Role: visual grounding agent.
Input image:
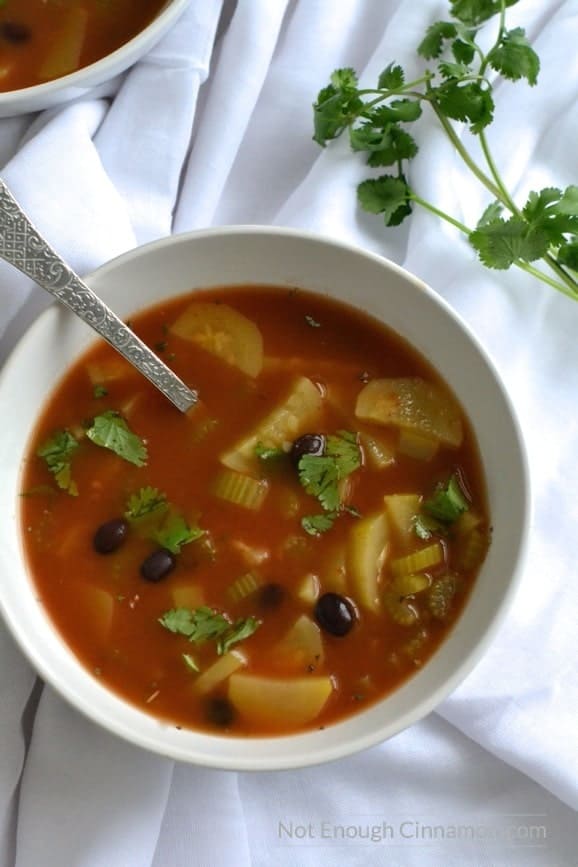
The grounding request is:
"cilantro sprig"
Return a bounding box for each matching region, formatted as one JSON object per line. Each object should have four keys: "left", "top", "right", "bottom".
{"left": 36, "top": 429, "right": 79, "bottom": 496}
{"left": 414, "top": 473, "right": 469, "bottom": 539}
{"left": 313, "top": 0, "right": 578, "bottom": 302}
{"left": 125, "top": 487, "right": 204, "bottom": 554}
{"left": 159, "top": 606, "right": 260, "bottom": 655}
{"left": 299, "top": 431, "right": 361, "bottom": 535}
{"left": 86, "top": 411, "right": 147, "bottom": 467}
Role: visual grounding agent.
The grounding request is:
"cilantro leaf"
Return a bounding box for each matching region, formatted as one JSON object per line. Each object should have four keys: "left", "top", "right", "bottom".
{"left": 217, "top": 617, "right": 261, "bottom": 655}
{"left": 298, "top": 455, "right": 340, "bottom": 512}
{"left": 451, "top": 27, "right": 477, "bottom": 64}
{"left": 556, "top": 185, "right": 578, "bottom": 216}
{"left": 433, "top": 80, "right": 494, "bottom": 133}
{"left": 418, "top": 21, "right": 457, "bottom": 59}
{"left": 423, "top": 474, "right": 469, "bottom": 523}
{"left": 153, "top": 511, "right": 204, "bottom": 554}
{"left": 357, "top": 175, "right": 412, "bottom": 227}
{"left": 159, "top": 606, "right": 260, "bottom": 655}
{"left": 450, "top": 0, "right": 518, "bottom": 27}
{"left": 469, "top": 215, "right": 547, "bottom": 268}
{"left": 313, "top": 69, "right": 363, "bottom": 146}
{"left": 36, "top": 429, "right": 79, "bottom": 496}
{"left": 377, "top": 63, "right": 405, "bottom": 90}
{"left": 557, "top": 242, "right": 578, "bottom": 271}
{"left": 330, "top": 67, "right": 358, "bottom": 89}
{"left": 477, "top": 201, "right": 504, "bottom": 227}
{"left": 487, "top": 27, "right": 540, "bottom": 86}
{"left": 301, "top": 512, "right": 337, "bottom": 536}
{"left": 326, "top": 430, "right": 362, "bottom": 477}
{"left": 125, "top": 486, "right": 167, "bottom": 520}
{"left": 86, "top": 411, "right": 147, "bottom": 467}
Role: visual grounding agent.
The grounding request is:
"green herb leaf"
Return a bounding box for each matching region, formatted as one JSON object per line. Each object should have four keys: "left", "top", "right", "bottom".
{"left": 433, "top": 80, "right": 494, "bottom": 133}
{"left": 86, "top": 411, "right": 147, "bottom": 467}
{"left": 125, "top": 486, "right": 167, "bottom": 520}
{"left": 301, "top": 512, "right": 337, "bottom": 536}
{"left": 159, "top": 606, "right": 260, "bottom": 655}
{"left": 36, "top": 430, "right": 79, "bottom": 496}
{"left": 357, "top": 175, "right": 412, "bottom": 226}
{"left": 93, "top": 384, "right": 108, "bottom": 399}
{"left": 487, "top": 27, "right": 540, "bottom": 86}
{"left": 153, "top": 511, "right": 204, "bottom": 554}
{"left": 312, "top": 69, "right": 363, "bottom": 146}
{"left": 418, "top": 21, "right": 457, "bottom": 59}
{"left": 377, "top": 62, "right": 405, "bottom": 90}
{"left": 326, "top": 430, "right": 362, "bottom": 477}
{"left": 557, "top": 241, "right": 578, "bottom": 271}
{"left": 298, "top": 431, "right": 361, "bottom": 514}
{"left": 450, "top": 0, "right": 518, "bottom": 27}
{"left": 469, "top": 215, "right": 545, "bottom": 269}
{"left": 423, "top": 474, "right": 469, "bottom": 523}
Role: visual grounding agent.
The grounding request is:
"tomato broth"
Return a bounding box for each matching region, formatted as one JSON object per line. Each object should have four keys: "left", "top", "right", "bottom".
{"left": 0, "top": 0, "right": 166, "bottom": 92}
{"left": 20, "top": 286, "right": 490, "bottom": 736}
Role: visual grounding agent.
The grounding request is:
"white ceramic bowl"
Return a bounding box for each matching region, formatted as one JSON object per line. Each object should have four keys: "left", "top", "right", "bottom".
{"left": 0, "top": 228, "right": 529, "bottom": 769}
{"left": 0, "top": 0, "right": 189, "bottom": 117}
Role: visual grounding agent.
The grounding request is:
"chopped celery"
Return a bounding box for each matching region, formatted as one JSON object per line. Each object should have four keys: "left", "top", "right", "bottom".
{"left": 220, "top": 377, "right": 323, "bottom": 475}
{"left": 390, "top": 542, "right": 443, "bottom": 577}
{"left": 227, "top": 571, "right": 262, "bottom": 604}
{"left": 170, "top": 302, "right": 263, "bottom": 377}
{"left": 455, "top": 527, "right": 489, "bottom": 571}
{"left": 273, "top": 615, "right": 324, "bottom": 671}
{"left": 383, "top": 494, "right": 421, "bottom": 547}
{"left": 228, "top": 673, "right": 333, "bottom": 728}
{"left": 428, "top": 574, "right": 457, "bottom": 619}
{"left": 213, "top": 469, "right": 268, "bottom": 510}
{"left": 398, "top": 429, "right": 439, "bottom": 461}
{"left": 393, "top": 573, "right": 430, "bottom": 596}
{"left": 383, "top": 591, "right": 419, "bottom": 627}
{"left": 194, "top": 650, "right": 247, "bottom": 695}
{"left": 355, "top": 377, "right": 463, "bottom": 447}
{"left": 346, "top": 512, "right": 389, "bottom": 612}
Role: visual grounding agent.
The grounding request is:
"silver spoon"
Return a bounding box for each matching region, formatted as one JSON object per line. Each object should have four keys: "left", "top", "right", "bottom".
{"left": 0, "top": 179, "right": 198, "bottom": 413}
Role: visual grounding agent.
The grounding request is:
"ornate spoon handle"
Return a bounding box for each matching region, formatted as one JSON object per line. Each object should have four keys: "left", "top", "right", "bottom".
{"left": 0, "top": 180, "right": 198, "bottom": 413}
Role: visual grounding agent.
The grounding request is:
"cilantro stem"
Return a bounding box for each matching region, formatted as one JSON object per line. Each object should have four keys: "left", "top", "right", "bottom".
{"left": 410, "top": 193, "right": 472, "bottom": 235}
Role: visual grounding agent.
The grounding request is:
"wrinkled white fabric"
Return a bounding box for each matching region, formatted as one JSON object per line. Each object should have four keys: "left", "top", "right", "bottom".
{"left": 0, "top": 1, "right": 576, "bottom": 865}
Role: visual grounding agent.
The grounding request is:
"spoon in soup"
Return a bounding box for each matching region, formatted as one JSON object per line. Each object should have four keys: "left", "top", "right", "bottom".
{"left": 0, "top": 179, "right": 198, "bottom": 413}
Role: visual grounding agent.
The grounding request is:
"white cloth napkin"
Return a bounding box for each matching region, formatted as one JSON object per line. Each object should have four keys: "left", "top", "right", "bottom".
{"left": 0, "top": 1, "right": 576, "bottom": 865}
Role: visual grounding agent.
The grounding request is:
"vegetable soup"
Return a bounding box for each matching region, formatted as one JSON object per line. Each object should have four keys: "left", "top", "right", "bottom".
{"left": 0, "top": 0, "right": 167, "bottom": 91}
{"left": 21, "top": 286, "right": 490, "bottom": 736}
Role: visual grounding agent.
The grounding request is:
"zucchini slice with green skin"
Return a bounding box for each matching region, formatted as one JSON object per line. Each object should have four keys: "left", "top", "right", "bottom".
{"left": 170, "top": 301, "right": 264, "bottom": 377}
{"left": 355, "top": 377, "right": 463, "bottom": 447}
{"left": 346, "top": 512, "right": 389, "bottom": 612}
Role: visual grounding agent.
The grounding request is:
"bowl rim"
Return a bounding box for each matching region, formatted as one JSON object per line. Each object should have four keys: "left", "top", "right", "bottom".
{"left": 0, "top": 225, "right": 531, "bottom": 770}
{"left": 0, "top": 0, "right": 189, "bottom": 106}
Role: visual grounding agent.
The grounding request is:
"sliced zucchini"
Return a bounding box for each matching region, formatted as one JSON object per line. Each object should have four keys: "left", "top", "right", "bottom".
{"left": 398, "top": 429, "right": 439, "bottom": 461}
{"left": 213, "top": 469, "right": 268, "bottom": 510}
{"left": 355, "top": 377, "right": 463, "bottom": 447}
{"left": 272, "top": 615, "right": 324, "bottom": 672}
{"left": 346, "top": 512, "right": 389, "bottom": 612}
{"left": 194, "top": 650, "right": 247, "bottom": 695}
{"left": 228, "top": 673, "right": 333, "bottom": 728}
{"left": 359, "top": 430, "right": 396, "bottom": 470}
{"left": 170, "top": 301, "right": 263, "bottom": 377}
{"left": 220, "top": 377, "right": 323, "bottom": 475}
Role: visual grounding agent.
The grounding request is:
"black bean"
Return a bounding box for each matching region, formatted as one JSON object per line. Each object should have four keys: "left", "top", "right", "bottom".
{"left": 314, "top": 592, "right": 356, "bottom": 637}
{"left": 1, "top": 22, "right": 32, "bottom": 44}
{"left": 140, "top": 548, "right": 176, "bottom": 583}
{"left": 258, "top": 582, "right": 285, "bottom": 609}
{"left": 290, "top": 433, "right": 325, "bottom": 468}
{"left": 93, "top": 518, "right": 129, "bottom": 555}
{"left": 206, "top": 697, "right": 234, "bottom": 727}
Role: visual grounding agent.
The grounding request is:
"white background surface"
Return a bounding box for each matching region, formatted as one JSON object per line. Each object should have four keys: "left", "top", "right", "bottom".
{"left": 0, "top": 2, "right": 576, "bottom": 865}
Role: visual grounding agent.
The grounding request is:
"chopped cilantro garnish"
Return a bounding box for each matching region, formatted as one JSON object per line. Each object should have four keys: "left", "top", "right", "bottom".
{"left": 153, "top": 512, "right": 204, "bottom": 554}
{"left": 159, "top": 606, "right": 260, "bottom": 655}
{"left": 301, "top": 512, "right": 337, "bottom": 536}
{"left": 93, "top": 384, "right": 108, "bottom": 399}
{"left": 86, "top": 411, "right": 147, "bottom": 467}
{"left": 298, "top": 430, "right": 361, "bottom": 514}
{"left": 254, "top": 442, "right": 286, "bottom": 461}
{"left": 36, "top": 429, "right": 79, "bottom": 496}
{"left": 423, "top": 473, "right": 469, "bottom": 523}
{"left": 125, "top": 486, "right": 167, "bottom": 521}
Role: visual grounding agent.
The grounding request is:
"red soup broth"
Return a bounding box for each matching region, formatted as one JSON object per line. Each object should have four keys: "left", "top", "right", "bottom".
{"left": 20, "top": 286, "right": 490, "bottom": 737}
{"left": 0, "top": 0, "right": 166, "bottom": 92}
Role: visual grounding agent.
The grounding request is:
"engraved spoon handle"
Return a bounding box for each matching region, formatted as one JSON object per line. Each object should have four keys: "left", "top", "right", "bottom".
{"left": 0, "top": 180, "right": 198, "bottom": 413}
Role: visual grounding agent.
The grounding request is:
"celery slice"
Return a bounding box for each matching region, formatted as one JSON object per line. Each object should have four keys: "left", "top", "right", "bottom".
{"left": 213, "top": 469, "right": 268, "bottom": 510}
{"left": 393, "top": 573, "right": 430, "bottom": 596}
{"left": 227, "top": 571, "right": 262, "bottom": 604}
{"left": 383, "top": 591, "right": 419, "bottom": 626}
{"left": 390, "top": 542, "right": 443, "bottom": 577}
{"left": 194, "top": 650, "right": 247, "bottom": 695}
